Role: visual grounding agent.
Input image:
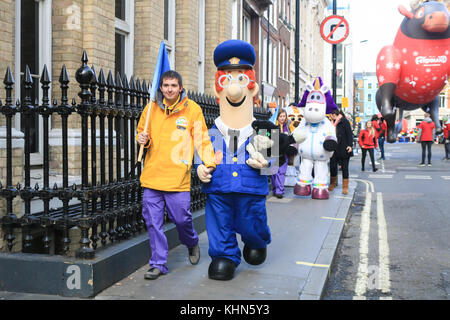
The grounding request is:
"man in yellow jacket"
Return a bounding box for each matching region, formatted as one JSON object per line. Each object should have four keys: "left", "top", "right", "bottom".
{"left": 136, "top": 70, "right": 216, "bottom": 280}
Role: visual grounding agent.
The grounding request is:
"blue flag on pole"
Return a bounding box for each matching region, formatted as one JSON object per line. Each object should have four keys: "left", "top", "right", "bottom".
{"left": 269, "top": 104, "right": 280, "bottom": 124}
{"left": 150, "top": 41, "right": 171, "bottom": 101}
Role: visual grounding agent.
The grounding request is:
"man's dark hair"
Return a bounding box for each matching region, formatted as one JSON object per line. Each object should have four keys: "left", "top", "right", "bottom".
{"left": 160, "top": 70, "right": 183, "bottom": 87}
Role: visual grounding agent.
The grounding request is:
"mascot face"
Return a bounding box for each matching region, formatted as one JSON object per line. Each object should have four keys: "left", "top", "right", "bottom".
{"left": 304, "top": 84, "right": 328, "bottom": 124}
{"left": 213, "top": 40, "right": 259, "bottom": 129}
{"left": 214, "top": 68, "right": 259, "bottom": 128}
{"left": 287, "top": 107, "right": 303, "bottom": 128}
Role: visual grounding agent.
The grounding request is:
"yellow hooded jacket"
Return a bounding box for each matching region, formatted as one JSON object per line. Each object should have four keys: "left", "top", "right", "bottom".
{"left": 136, "top": 90, "right": 216, "bottom": 192}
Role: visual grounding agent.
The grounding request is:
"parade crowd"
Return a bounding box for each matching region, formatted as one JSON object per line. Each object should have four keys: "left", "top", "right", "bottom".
{"left": 135, "top": 39, "right": 450, "bottom": 282}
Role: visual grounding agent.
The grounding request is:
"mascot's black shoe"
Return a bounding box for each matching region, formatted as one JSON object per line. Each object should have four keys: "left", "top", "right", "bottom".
{"left": 208, "top": 257, "right": 236, "bottom": 281}
{"left": 243, "top": 245, "right": 267, "bottom": 265}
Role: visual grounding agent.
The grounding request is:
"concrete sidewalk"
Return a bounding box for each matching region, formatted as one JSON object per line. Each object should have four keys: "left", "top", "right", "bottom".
{"left": 93, "top": 181, "right": 356, "bottom": 300}
{"left": 0, "top": 181, "right": 355, "bottom": 300}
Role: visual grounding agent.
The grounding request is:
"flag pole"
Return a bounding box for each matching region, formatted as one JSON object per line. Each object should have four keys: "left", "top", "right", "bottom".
{"left": 137, "top": 41, "right": 170, "bottom": 163}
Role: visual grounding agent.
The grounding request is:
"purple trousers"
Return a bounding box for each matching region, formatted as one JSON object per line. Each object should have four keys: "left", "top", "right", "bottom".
{"left": 142, "top": 188, "right": 199, "bottom": 274}
{"left": 270, "top": 156, "right": 288, "bottom": 195}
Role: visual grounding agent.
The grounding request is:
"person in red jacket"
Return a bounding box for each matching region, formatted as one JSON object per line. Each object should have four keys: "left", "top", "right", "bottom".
{"left": 443, "top": 118, "right": 450, "bottom": 161}
{"left": 418, "top": 112, "right": 436, "bottom": 166}
{"left": 359, "top": 120, "right": 378, "bottom": 172}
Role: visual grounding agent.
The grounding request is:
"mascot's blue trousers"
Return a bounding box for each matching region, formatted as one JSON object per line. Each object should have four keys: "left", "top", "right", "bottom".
{"left": 205, "top": 193, "right": 271, "bottom": 267}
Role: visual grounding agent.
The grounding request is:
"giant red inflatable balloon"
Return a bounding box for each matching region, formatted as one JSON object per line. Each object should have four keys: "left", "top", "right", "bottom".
{"left": 376, "top": 1, "right": 449, "bottom": 143}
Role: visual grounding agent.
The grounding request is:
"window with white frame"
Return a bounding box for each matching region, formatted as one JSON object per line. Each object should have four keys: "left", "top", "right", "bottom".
{"left": 164, "top": 0, "right": 176, "bottom": 67}
{"left": 115, "top": 0, "right": 134, "bottom": 78}
{"left": 231, "top": 0, "right": 238, "bottom": 39}
{"left": 262, "top": 36, "right": 267, "bottom": 82}
{"left": 439, "top": 92, "right": 446, "bottom": 108}
{"left": 15, "top": 0, "right": 52, "bottom": 157}
{"left": 281, "top": 44, "right": 285, "bottom": 79}
{"left": 243, "top": 14, "right": 251, "bottom": 43}
{"left": 198, "top": 0, "right": 205, "bottom": 92}
{"left": 272, "top": 42, "right": 277, "bottom": 87}
{"left": 286, "top": 46, "right": 289, "bottom": 81}
{"left": 269, "top": 41, "right": 273, "bottom": 84}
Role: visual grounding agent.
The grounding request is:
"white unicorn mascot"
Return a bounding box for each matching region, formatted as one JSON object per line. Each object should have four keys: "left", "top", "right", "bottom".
{"left": 293, "top": 77, "right": 338, "bottom": 200}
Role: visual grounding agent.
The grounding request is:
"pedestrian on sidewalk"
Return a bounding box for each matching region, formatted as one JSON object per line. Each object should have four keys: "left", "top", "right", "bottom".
{"left": 270, "top": 108, "right": 290, "bottom": 198}
{"left": 136, "top": 70, "right": 216, "bottom": 280}
{"left": 377, "top": 117, "right": 387, "bottom": 160}
{"left": 371, "top": 115, "right": 382, "bottom": 163}
{"left": 442, "top": 117, "right": 450, "bottom": 160}
{"left": 417, "top": 112, "right": 436, "bottom": 166}
{"left": 329, "top": 109, "right": 353, "bottom": 195}
{"left": 359, "top": 120, "right": 378, "bottom": 172}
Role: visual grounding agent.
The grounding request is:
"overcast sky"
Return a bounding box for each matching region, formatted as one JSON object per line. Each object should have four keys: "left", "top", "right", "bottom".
{"left": 346, "top": 0, "right": 412, "bottom": 72}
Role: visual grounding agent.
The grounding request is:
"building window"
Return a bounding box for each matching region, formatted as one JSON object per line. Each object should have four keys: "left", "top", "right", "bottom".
{"left": 20, "top": 0, "right": 40, "bottom": 154}
{"left": 272, "top": 42, "right": 277, "bottom": 87}
{"left": 243, "top": 14, "right": 251, "bottom": 43}
{"left": 439, "top": 92, "right": 446, "bottom": 108}
{"left": 231, "top": 0, "right": 238, "bottom": 39}
{"left": 368, "top": 93, "right": 372, "bottom": 102}
{"left": 198, "top": 0, "right": 205, "bottom": 92}
{"left": 286, "top": 47, "right": 289, "bottom": 81}
{"left": 16, "top": 0, "right": 52, "bottom": 157}
{"left": 262, "top": 36, "right": 267, "bottom": 82}
{"left": 368, "top": 83, "right": 372, "bottom": 89}
{"left": 336, "top": 44, "right": 343, "bottom": 64}
{"left": 164, "top": 0, "right": 176, "bottom": 66}
{"left": 115, "top": 0, "right": 134, "bottom": 78}
{"left": 115, "top": 0, "right": 125, "bottom": 20}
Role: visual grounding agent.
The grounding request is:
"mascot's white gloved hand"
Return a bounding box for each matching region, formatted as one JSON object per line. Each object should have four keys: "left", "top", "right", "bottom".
{"left": 246, "top": 143, "right": 269, "bottom": 169}
{"left": 197, "top": 164, "right": 214, "bottom": 183}
{"left": 253, "top": 134, "right": 274, "bottom": 152}
{"left": 292, "top": 126, "right": 307, "bottom": 144}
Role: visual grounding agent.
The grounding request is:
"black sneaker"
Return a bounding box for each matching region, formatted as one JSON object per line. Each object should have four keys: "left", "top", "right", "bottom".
{"left": 427, "top": 163, "right": 432, "bottom": 167}
{"left": 144, "top": 267, "right": 162, "bottom": 280}
{"left": 188, "top": 244, "right": 200, "bottom": 265}
{"left": 373, "top": 168, "right": 378, "bottom": 172}
{"left": 419, "top": 163, "right": 425, "bottom": 167}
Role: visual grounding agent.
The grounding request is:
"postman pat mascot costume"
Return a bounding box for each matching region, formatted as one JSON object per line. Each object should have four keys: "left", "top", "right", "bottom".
{"left": 196, "top": 40, "right": 303, "bottom": 280}
{"left": 294, "top": 77, "right": 338, "bottom": 200}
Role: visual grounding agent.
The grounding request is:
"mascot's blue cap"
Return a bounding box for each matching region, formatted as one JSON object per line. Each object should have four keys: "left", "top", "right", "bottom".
{"left": 214, "top": 40, "right": 256, "bottom": 70}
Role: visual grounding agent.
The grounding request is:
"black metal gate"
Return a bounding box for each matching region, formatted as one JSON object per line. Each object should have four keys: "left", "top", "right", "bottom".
{"left": 0, "top": 51, "right": 270, "bottom": 259}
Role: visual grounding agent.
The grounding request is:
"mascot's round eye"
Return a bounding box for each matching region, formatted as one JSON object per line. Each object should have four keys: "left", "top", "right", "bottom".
{"left": 266, "top": 132, "right": 271, "bottom": 137}
{"left": 415, "top": 7, "right": 424, "bottom": 19}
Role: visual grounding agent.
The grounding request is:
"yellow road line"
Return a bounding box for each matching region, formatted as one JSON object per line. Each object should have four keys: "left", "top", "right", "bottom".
{"left": 296, "top": 261, "right": 329, "bottom": 268}
{"left": 321, "top": 216, "right": 345, "bottom": 221}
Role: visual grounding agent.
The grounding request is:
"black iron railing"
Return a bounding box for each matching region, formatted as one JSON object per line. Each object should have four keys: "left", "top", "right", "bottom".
{"left": 0, "top": 51, "right": 271, "bottom": 258}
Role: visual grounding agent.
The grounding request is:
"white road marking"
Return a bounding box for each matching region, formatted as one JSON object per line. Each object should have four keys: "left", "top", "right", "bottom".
{"left": 368, "top": 174, "right": 393, "bottom": 179}
{"left": 377, "top": 192, "right": 391, "bottom": 296}
{"left": 353, "top": 180, "right": 372, "bottom": 300}
{"left": 441, "top": 176, "right": 450, "bottom": 180}
{"left": 404, "top": 175, "right": 432, "bottom": 180}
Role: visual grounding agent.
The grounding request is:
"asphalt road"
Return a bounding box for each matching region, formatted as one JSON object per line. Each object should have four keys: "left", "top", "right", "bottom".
{"left": 323, "top": 142, "right": 450, "bottom": 300}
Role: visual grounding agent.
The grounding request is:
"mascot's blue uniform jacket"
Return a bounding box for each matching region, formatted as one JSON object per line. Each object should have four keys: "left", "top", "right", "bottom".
{"left": 200, "top": 125, "right": 272, "bottom": 267}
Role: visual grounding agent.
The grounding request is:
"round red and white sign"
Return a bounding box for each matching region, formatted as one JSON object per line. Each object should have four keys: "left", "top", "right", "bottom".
{"left": 320, "top": 15, "right": 350, "bottom": 45}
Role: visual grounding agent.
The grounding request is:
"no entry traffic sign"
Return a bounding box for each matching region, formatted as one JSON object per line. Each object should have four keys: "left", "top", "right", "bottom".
{"left": 320, "top": 15, "right": 349, "bottom": 44}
